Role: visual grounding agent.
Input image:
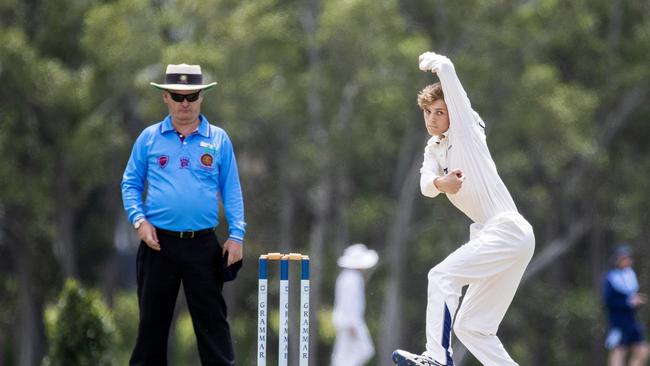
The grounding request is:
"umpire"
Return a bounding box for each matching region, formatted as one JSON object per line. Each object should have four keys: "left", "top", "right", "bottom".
{"left": 121, "top": 64, "right": 246, "bottom": 366}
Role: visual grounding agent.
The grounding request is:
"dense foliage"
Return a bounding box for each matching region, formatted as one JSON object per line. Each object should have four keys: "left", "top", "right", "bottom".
{"left": 0, "top": 0, "right": 649, "bottom": 365}
{"left": 43, "top": 280, "right": 115, "bottom": 366}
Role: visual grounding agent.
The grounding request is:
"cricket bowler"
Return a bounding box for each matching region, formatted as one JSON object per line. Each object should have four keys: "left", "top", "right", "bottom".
{"left": 392, "top": 52, "right": 535, "bottom": 366}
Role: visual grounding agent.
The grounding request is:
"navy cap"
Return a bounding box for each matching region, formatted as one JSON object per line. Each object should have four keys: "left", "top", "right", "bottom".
{"left": 223, "top": 254, "right": 243, "bottom": 282}
{"left": 611, "top": 244, "right": 633, "bottom": 266}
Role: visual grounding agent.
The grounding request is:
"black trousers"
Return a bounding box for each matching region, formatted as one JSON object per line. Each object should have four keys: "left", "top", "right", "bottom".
{"left": 129, "top": 231, "right": 235, "bottom": 366}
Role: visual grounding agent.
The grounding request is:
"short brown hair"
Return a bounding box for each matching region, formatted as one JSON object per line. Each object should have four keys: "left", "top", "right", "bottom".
{"left": 417, "top": 82, "right": 444, "bottom": 109}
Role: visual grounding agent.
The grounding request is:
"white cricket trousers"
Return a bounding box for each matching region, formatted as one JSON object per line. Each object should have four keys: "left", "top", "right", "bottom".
{"left": 424, "top": 211, "right": 534, "bottom": 366}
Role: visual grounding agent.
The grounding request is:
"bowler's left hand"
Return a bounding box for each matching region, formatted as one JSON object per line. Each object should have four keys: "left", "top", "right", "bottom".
{"left": 223, "top": 239, "right": 243, "bottom": 267}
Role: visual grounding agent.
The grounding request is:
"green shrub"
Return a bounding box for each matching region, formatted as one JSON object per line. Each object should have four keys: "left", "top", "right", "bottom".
{"left": 112, "top": 291, "right": 139, "bottom": 365}
{"left": 173, "top": 310, "right": 200, "bottom": 365}
{"left": 44, "top": 279, "right": 116, "bottom": 366}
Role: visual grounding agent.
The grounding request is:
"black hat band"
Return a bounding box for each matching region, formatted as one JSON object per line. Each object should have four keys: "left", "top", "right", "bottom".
{"left": 165, "top": 73, "right": 203, "bottom": 85}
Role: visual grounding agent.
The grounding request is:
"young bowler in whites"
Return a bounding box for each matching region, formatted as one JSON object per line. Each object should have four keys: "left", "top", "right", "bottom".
{"left": 331, "top": 244, "right": 379, "bottom": 366}
{"left": 121, "top": 64, "right": 245, "bottom": 366}
{"left": 392, "top": 52, "right": 535, "bottom": 366}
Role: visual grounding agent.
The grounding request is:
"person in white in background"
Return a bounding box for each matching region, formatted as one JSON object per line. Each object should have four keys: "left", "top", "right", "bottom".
{"left": 392, "top": 52, "right": 535, "bottom": 366}
{"left": 331, "top": 243, "right": 379, "bottom": 366}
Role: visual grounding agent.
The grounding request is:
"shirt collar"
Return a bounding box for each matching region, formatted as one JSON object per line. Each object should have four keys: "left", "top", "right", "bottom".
{"left": 160, "top": 114, "right": 210, "bottom": 137}
{"left": 196, "top": 115, "right": 210, "bottom": 137}
{"left": 431, "top": 130, "right": 449, "bottom": 145}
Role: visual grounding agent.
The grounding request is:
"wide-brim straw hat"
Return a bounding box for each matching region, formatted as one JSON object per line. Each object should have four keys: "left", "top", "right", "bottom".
{"left": 150, "top": 64, "right": 217, "bottom": 91}
{"left": 337, "top": 243, "right": 379, "bottom": 269}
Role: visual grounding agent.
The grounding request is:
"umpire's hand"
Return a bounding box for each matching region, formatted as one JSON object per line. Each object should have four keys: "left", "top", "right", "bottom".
{"left": 223, "top": 239, "right": 243, "bottom": 267}
{"left": 137, "top": 220, "right": 160, "bottom": 251}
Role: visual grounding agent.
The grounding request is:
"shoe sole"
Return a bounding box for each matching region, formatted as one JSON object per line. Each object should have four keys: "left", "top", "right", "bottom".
{"left": 392, "top": 351, "right": 443, "bottom": 366}
{"left": 392, "top": 351, "right": 417, "bottom": 366}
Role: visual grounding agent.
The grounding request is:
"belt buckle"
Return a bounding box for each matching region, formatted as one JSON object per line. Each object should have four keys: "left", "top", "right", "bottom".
{"left": 180, "top": 231, "right": 195, "bottom": 239}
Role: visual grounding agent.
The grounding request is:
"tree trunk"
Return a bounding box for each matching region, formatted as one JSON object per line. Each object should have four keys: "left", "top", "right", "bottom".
{"left": 53, "top": 150, "right": 78, "bottom": 279}
{"left": 331, "top": 81, "right": 359, "bottom": 253}
{"left": 278, "top": 161, "right": 296, "bottom": 251}
{"left": 589, "top": 217, "right": 607, "bottom": 363}
{"left": 5, "top": 212, "right": 47, "bottom": 366}
{"left": 332, "top": 165, "right": 350, "bottom": 254}
{"left": 300, "top": 0, "right": 325, "bottom": 362}
{"left": 378, "top": 159, "right": 421, "bottom": 366}
{"left": 378, "top": 123, "right": 423, "bottom": 366}
{"left": 306, "top": 178, "right": 331, "bottom": 365}
{"left": 14, "top": 248, "right": 46, "bottom": 366}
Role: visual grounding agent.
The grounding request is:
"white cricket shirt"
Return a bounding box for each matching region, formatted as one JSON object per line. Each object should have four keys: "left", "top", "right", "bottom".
{"left": 419, "top": 62, "right": 517, "bottom": 225}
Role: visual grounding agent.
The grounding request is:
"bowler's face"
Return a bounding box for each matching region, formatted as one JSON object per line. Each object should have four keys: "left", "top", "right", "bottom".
{"left": 423, "top": 99, "right": 449, "bottom": 137}
{"left": 163, "top": 89, "right": 203, "bottom": 125}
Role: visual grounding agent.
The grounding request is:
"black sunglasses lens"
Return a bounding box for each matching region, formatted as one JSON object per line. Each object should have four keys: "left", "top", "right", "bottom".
{"left": 169, "top": 91, "right": 200, "bottom": 102}
{"left": 185, "top": 92, "right": 200, "bottom": 102}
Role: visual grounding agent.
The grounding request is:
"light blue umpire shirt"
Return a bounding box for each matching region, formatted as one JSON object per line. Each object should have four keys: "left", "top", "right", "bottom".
{"left": 121, "top": 114, "right": 246, "bottom": 243}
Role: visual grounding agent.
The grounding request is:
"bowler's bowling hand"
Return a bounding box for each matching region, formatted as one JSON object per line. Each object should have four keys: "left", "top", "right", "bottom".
{"left": 418, "top": 51, "right": 437, "bottom": 71}
{"left": 418, "top": 52, "right": 453, "bottom": 73}
{"left": 223, "top": 239, "right": 243, "bottom": 267}
{"left": 434, "top": 168, "right": 465, "bottom": 194}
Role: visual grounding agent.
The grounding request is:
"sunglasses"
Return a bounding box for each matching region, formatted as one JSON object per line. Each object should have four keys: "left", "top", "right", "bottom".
{"left": 168, "top": 91, "right": 201, "bottom": 103}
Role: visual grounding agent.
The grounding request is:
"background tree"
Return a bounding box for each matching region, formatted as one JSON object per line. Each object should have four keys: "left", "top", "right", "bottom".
{"left": 43, "top": 279, "right": 116, "bottom": 366}
{"left": 0, "top": 0, "right": 649, "bottom": 365}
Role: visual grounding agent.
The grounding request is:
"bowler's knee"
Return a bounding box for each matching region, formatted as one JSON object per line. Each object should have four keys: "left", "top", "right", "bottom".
{"left": 454, "top": 311, "right": 498, "bottom": 344}
{"left": 452, "top": 318, "right": 471, "bottom": 343}
{"left": 453, "top": 317, "right": 490, "bottom": 344}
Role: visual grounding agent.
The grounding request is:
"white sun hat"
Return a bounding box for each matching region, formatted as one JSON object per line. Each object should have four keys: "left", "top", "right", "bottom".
{"left": 150, "top": 64, "right": 217, "bottom": 91}
{"left": 337, "top": 243, "right": 379, "bottom": 269}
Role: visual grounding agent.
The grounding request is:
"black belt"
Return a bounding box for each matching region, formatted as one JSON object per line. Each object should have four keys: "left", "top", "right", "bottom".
{"left": 156, "top": 227, "right": 215, "bottom": 239}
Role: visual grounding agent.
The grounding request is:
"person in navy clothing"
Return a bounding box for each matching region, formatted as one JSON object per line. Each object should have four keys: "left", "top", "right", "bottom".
{"left": 121, "top": 64, "right": 246, "bottom": 366}
{"left": 603, "top": 245, "right": 649, "bottom": 366}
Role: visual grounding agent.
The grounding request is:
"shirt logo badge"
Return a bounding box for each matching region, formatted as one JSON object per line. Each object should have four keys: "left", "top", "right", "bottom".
{"left": 159, "top": 155, "right": 169, "bottom": 168}
{"left": 179, "top": 156, "right": 190, "bottom": 169}
{"left": 200, "top": 141, "right": 218, "bottom": 153}
{"left": 200, "top": 153, "right": 214, "bottom": 167}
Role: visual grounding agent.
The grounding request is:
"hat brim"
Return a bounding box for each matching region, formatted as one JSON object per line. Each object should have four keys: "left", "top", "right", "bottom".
{"left": 150, "top": 82, "right": 217, "bottom": 91}
{"left": 337, "top": 252, "right": 378, "bottom": 269}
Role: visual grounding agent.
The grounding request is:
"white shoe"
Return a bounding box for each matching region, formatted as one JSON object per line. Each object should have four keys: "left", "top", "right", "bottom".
{"left": 392, "top": 349, "right": 444, "bottom": 366}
